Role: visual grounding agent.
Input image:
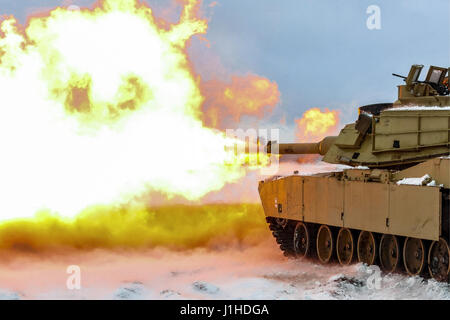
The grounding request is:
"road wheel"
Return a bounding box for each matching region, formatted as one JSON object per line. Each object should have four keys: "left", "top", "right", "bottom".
{"left": 316, "top": 225, "right": 334, "bottom": 263}
{"left": 357, "top": 231, "right": 377, "bottom": 265}
{"left": 337, "top": 228, "right": 354, "bottom": 265}
{"left": 293, "top": 222, "right": 310, "bottom": 258}
{"left": 428, "top": 238, "right": 450, "bottom": 281}
{"left": 403, "top": 237, "right": 425, "bottom": 276}
{"left": 379, "top": 234, "right": 400, "bottom": 273}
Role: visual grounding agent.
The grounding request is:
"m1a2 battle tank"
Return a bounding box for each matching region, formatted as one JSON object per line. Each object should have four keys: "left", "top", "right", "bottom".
{"left": 259, "top": 65, "right": 450, "bottom": 281}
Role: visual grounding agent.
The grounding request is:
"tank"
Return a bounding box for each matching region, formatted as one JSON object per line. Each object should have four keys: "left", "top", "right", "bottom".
{"left": 259, "top": 65, "right": 450, "bottom": 282}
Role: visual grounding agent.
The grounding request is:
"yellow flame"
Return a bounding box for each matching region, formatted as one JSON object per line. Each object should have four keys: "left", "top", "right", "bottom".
{"left": 0, "top": 204, "right": 268, "bottom": 252}
{"left": 0, "top": 0, "right": 268, "bottom": 220}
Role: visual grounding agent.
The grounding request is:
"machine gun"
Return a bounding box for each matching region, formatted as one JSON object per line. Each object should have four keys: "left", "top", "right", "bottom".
{"left": 392, "top": 73, "right": 407, "bottom": 80}
{"left": 393, "top": 65, "right": 449, "bottom": 96}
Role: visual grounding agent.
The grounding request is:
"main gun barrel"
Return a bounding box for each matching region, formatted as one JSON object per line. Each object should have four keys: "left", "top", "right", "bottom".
{"left": 267, "top": 136, "right": 337, "bottom": 156}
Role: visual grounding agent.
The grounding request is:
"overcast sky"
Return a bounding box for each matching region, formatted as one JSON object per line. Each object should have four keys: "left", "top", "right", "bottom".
{"left": 1, "top": 0, "right": 449, "bottom": 140}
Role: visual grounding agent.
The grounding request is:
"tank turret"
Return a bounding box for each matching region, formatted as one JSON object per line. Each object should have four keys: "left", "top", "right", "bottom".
{"left": 268, "top": 65, "right": 450, "bottom": 169}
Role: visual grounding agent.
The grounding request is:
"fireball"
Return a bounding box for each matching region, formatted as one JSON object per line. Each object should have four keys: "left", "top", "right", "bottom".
{"left": 0, "top": 0, "right": 268, "bottom": 220}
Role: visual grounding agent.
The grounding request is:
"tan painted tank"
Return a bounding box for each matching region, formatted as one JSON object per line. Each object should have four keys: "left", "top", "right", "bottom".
{"left": 259, "top": 65, "right": 450, "bottom": 281}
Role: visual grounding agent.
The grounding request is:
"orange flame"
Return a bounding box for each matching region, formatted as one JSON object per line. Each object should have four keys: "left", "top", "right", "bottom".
{"left": 295, "top": 108, "right": 340, "bottom": 142}
{"left": 202, "top": 74, "right": 280, "bottom": 128}
{"left": 294, "top": 108, "right": 340, "bottom": 164}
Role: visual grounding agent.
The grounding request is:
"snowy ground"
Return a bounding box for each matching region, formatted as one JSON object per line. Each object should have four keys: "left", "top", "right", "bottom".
{"left": 0, "top": 239, "right": 448, "bottom": 300}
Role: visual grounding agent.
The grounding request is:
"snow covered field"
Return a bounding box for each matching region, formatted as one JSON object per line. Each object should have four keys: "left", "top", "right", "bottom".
{"left": 0, "top": 239, "right": 448, "bottom": 300}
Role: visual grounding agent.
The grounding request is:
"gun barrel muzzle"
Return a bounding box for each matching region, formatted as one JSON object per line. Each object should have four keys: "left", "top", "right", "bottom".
{"left": 267, "top": 136, "right": 337, "bottom": 156}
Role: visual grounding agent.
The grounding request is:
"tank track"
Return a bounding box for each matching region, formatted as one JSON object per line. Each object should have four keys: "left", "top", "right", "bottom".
{"left": 267, "top": 217, "right": 296, "bottom": 257}
{"left": 265, "top": 192, "right": 450, "bottom": 283}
